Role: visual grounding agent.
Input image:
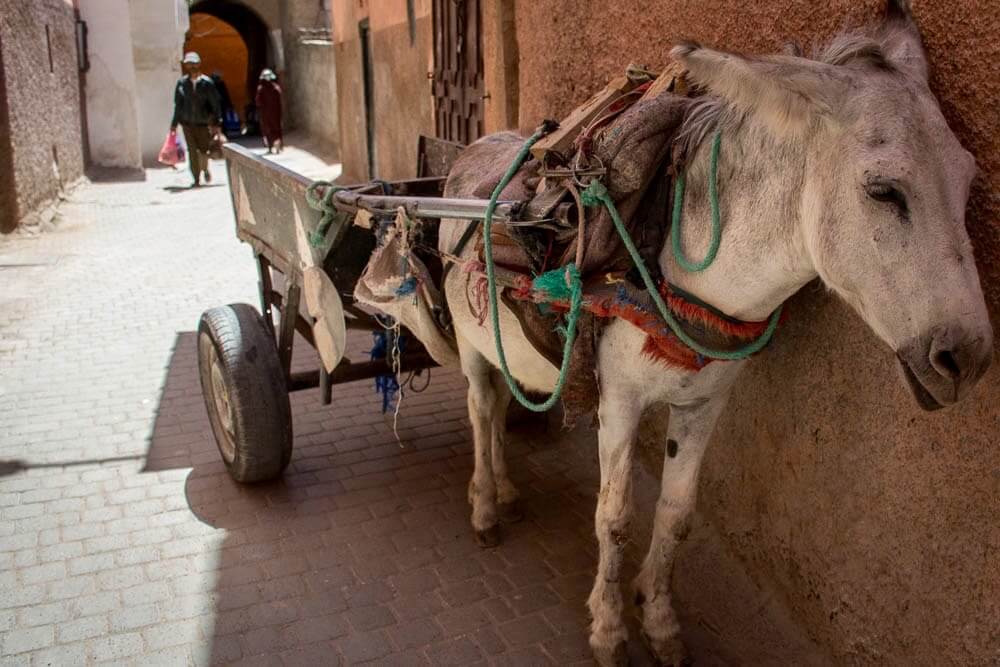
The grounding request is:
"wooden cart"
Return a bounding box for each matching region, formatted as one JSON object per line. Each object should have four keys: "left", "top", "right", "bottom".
{"left": 197, "top": 141, "right": 459, "bottom": 483}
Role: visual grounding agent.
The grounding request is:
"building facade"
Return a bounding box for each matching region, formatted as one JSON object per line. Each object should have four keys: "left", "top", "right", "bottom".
{"left": 0, "top": 0, "right": 86, "bottom": 233}
{"left": 77, "top": 0, "right": 188, "bottom": 170}
{"left": 281, "top": 0, "right": 339, "bottom": 155}
{"left": 331, "top": 0, "right": 435, "bottom": 181}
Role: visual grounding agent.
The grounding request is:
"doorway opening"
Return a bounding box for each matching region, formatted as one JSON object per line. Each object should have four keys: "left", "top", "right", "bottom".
{"left": 187, "top": 0, "right": 271, "bottom": 131}
{"left": 185, "top": 14, "right": 248, "bottom": 119}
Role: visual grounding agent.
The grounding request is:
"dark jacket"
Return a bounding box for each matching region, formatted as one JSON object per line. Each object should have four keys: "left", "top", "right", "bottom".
{"left": 171, "top": 74, "right": 222, "bottom": 127}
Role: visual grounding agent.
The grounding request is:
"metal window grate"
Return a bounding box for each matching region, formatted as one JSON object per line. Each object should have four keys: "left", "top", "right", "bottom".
{"left": 431, "top": 0, "right": 484, "bottom": 145}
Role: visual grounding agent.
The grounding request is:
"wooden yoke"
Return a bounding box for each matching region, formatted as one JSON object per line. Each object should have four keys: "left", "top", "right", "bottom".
{"left": 529, "top": 62, "right": 688, "bottom": 165}
{"left": 639, "top": 61, "right": 688, "bottom": 101}
{"left": 529, "top": 75, "right": 638, "bottom": 163}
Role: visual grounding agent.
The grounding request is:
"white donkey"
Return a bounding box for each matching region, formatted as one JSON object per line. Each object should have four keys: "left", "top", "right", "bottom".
{"left": 437, "top": 1, "right": 992, "bottom": 663}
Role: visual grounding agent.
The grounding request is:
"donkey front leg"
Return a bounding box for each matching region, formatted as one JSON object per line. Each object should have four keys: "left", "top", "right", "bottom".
{"left": 588, "top": 393, "right": 642, "bottom": 666}
{"left": 633, "top": 394, "right": 729, "bottom": 665}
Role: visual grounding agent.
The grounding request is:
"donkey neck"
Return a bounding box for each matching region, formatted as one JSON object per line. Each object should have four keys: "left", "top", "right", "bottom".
{"left": 658, "top": 121, "right": 819, "bottom": 322}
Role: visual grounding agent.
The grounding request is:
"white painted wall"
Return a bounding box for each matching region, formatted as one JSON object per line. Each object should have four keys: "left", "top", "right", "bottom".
{"left": 129, "top": 0, "right": 188, "bottom": 164}
{"left": 79, "top": 0, "right": 143, "bottom": 169}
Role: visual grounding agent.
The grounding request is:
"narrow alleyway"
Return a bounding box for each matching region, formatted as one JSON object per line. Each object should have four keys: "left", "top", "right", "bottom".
{"left": 0, "top": 149, "right": 614, "bottom": 666}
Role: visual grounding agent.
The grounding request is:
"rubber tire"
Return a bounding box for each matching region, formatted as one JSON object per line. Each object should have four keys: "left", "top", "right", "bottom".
{"left": 197, "top": 303, "right": 292, "bottom": 483}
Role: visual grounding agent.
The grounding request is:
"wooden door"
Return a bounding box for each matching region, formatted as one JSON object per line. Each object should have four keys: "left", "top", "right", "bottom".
{"left": 432, "top": 0, "right": 484, "bottom": 145}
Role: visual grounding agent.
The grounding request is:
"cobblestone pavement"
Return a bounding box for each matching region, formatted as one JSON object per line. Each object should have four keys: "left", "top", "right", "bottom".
{"left": 0, "top": 148, "right": 638, "bottom": 666}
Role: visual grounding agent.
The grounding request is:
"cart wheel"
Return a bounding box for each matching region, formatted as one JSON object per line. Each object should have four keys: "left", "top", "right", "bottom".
{"left": 197, "top": 303, "right": 292, "bottom": 483}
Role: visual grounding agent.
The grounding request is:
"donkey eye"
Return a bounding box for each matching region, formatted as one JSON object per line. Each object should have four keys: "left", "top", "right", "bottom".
{"left": 865, "top": 182, "right": 909, "bottom": 215}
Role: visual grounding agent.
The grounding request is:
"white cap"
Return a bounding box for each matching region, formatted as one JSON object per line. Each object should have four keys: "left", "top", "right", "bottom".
{"left": 182, "top": 52, "right": 201, "bottom": 65}
{"left": 259, "top": 68, "right": 277, "bottom": 81}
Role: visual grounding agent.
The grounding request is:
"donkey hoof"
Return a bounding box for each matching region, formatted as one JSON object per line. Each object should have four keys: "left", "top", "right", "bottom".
{"left": 474, "top": 524, "right": 501, "bottom": 548}
{"left": 591, "top": 639, "right": 629, "bottom": 667}
{"left": 641, "top": 629, "right": 688, "bottom": 666}
{"left": 498, "top": 500, "right": 524, "bottom": 523}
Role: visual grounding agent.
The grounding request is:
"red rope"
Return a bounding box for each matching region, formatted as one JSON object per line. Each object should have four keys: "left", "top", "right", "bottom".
{"left": 502, "top": 273, "right": 785, "bottom": 372}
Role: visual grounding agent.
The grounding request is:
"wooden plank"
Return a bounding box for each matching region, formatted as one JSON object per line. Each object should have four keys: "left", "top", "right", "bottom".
{"left": 529, "top": 75, "right": 637, "bottom": 162}
{"left": 639, "top": 61, "right": 688, "bottom": 101}
{"left": 287, "top": 351, "right": 438, "bottom": 392}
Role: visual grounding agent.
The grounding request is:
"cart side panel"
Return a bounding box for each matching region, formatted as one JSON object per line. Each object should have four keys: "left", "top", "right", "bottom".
{"left": 223, "top": 144, "right": 351, "bottom": 278}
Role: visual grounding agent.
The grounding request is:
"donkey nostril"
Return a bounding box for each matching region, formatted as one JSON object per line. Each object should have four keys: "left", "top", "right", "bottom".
{"left": 931, "top": 348, "right": 962, "bottom": 380}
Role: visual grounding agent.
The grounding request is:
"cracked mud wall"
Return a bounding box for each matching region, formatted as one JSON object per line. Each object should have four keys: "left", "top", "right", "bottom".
{"left": 513, "top": 0, "right": 999, "bottom": 663}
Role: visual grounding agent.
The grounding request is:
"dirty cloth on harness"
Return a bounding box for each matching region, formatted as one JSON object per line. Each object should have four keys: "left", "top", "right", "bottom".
{"left": 463, "top": 92, "right": 691, "bottom": 423}
{"left": 354, "top": 209, "right": 460, "bottom": 368}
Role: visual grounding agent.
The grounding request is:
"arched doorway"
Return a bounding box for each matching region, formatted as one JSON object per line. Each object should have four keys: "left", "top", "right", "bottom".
{"left": 185, "top": 15, "right": 249, "bottom": 118}
{"left": 186, "top": 0, "right": 271, "bottom": 125}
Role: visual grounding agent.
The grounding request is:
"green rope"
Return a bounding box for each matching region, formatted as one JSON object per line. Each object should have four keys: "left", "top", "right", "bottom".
{"left": 582, "top": 180, "right": 782, "bottom": 361}
{"left": 305, "top": 181, "right": 347, "bottom": 248}
{"left": 483, "top": 128, "right": 584, "bottom": 412}
{"left": 672, "top": 130, "right": 722, "bottom": 272}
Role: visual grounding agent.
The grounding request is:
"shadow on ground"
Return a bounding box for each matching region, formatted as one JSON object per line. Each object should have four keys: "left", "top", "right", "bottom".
{"left": 141, "top": 323, "right": 830, "bottom": 664}
{"left": 142, "top": 330, "right": 621, "bottom": 664}
{"left": 161, "top": 184, "right": 227, "bottom": 194}
{"left": 86, "top": 166, "right": 148, "bottom": 183}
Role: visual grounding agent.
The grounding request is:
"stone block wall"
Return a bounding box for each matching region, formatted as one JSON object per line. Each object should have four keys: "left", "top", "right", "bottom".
{"left": 0, "top": 0, "right": 85, "bottom": 232}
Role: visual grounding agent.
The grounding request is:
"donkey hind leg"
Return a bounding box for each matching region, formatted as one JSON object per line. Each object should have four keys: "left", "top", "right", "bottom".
{"left": 633, "top": 395, "right": 729, "bottom": 665}
{"left": 488, "top": 371, "right": 522, "bottom": 523}
{"left": 459, "top": 342, "right": 504, "bottom": 547}
{"left": 588, "top": 394, "right": 642, "bottom": 667}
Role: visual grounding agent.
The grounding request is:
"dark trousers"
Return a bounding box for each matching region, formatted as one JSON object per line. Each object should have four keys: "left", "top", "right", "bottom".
{"left": 181, "top": 125, "right": 212, "bottom": 182}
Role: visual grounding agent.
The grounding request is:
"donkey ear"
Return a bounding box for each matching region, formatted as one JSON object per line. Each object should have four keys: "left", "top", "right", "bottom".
{"left": 671, "top": 42, "right": 845, "bottom": 134}
{"left": 878, "top": 0, "right": 929, "bottom": 81}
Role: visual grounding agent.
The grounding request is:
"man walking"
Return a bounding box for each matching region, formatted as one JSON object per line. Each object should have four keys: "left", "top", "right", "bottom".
{"left": 170, "top": 52, "right": 222, "bottom": 187}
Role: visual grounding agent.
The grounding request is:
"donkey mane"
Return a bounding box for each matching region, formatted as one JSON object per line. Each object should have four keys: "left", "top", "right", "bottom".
{"left": 816, "top": 32, "right": 894, "bottom": 69}
{"left": 674, "top": 23, "right": 900, "bottom": 160}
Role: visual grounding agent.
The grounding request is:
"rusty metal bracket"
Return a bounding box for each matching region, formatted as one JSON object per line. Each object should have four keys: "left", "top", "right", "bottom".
{"left": 277, "top": 283, "right": 301, "bottom": 381}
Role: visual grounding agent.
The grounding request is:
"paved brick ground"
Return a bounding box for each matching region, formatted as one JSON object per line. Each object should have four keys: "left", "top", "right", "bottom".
{"left": 0, "top": 149, "right": 632, "bottom": 665}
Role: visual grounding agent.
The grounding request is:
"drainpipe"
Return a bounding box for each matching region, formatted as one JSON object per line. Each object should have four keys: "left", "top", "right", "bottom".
{"left": 0, "top": 34, "right": 15, "bottom": 232}
{"left": 72, "top": 0, "right": 92, "bottom": 168}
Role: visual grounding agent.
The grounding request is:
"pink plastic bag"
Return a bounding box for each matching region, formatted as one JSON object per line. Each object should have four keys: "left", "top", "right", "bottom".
{"left": 157, "top": 130, "right": 186, "bottom": 166}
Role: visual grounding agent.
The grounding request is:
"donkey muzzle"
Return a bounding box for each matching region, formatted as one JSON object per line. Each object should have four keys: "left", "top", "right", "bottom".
{"left": 897, "top": 325, "right": 993, "bottom": 410}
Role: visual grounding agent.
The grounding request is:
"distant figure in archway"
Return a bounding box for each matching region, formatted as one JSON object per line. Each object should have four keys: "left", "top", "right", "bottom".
{"left": 171, "top": 52, "right": 222, "bottom": 187}
{"left": 211, "top": 72, "right": 243, "bottom": 139}
{"left": 255, "top": 69, "right": 283, "bottom": 154}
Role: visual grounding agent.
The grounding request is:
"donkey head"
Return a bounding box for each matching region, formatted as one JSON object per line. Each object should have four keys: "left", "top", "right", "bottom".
{"left": 672, "top": 0, "right": 992, "bottom": 410}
